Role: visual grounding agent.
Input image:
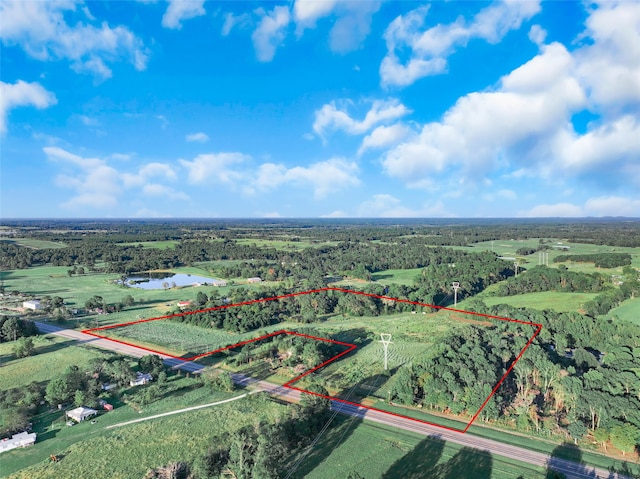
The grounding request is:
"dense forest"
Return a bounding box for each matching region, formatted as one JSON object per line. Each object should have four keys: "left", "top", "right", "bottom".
{"left": 390, "top": 300, "right": 640, "bottom": 453}
{"left": 2, "top": 218, "right": 640, "bottom": 273}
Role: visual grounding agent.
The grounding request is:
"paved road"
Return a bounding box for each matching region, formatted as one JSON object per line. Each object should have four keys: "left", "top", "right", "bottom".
{"left": 35, "top": 321, "right": 633, "bottom": 479}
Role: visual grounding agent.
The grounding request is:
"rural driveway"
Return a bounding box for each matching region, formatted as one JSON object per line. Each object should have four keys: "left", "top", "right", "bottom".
{"left": 34, "top": 321, "right": 633, "bottom": 479}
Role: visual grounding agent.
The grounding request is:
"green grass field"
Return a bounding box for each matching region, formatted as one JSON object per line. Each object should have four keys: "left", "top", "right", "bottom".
{"left": 0, "top": 336, "right": 112, "bottom": 391}
{"left": 371, "top": 268, "right": 423, "bottom": 285}
{"left": 478, "top": 291, "right": 598, "bottom": 313}
{"left": 2, "top": 392, "right": 281, "bottom": 479}
{"left": 455, "top": 238, "right": 640, "bottom": 274}
{"left": 100, "top": 320, "right": 259, "bottom": 357}
{"left": 608, "top": 297, "right": 640, "bottom": 325}
{"left": 372, "top": 402, "right": 639, "bottom": 475}
{"left": 0, "top": 265, "right": 244, "bottom": 330}
{"left": 290, "top": 416, "right": 549, "bottom": 479}
{"left": 0, "top": 238, "right": 67, "bottom": 249}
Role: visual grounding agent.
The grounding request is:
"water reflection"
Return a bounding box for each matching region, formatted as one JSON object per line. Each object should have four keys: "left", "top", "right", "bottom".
{"left": 121, "top": 273, "right": 226, "bottom": 290}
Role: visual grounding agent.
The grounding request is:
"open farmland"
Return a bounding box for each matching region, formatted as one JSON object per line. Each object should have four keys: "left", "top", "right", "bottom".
{"left": 0, "top": 238, "right": 67, "bottom": 249}
{"left": 0, "top": 336, "right": 111, "bottom": 391}
{"left": 3, "top": 393, "right": 283, "bottom": 479}
{"left": 478, "top": 291, "right": 598, "bottom": 313}
{"left": 290, "top": 417, "right": 548, "bottom": 479}
{"left": 608, "top": 297, "right": 640, "bottom": 325}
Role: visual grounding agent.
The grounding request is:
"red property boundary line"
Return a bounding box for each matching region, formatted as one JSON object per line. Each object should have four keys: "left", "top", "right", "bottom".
{"left": 82, "top": 287, "right": 542, "bottom": 434}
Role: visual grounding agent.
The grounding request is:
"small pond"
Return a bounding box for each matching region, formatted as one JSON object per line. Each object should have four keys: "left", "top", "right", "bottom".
{"left": 121, "top": 273, "right": 225, "bottom": 290}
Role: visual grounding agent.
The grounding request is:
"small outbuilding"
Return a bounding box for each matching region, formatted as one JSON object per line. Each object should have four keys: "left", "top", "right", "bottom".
{"left": 247, "top": 277, "right": 262, "bottom": 283}
{"left": 130, "top": 372, "right": 153, "bottom": 387}
{"left": 22, "top": 300, "right": 42, "bottom": 310}
{"left": 66, "top": 406, "right": 98, "bottom": 422}
{"left": 0, "top": 432, "right": 36, "bottom": 453}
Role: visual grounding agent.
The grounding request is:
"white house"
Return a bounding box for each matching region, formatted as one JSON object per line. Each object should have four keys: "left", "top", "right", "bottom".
{"left": 22, "top": 300, "right": 42, "bottom": 310}
{"left": 66, "top": 406, "right": 98, "bottom": 422}
{"left": 247, "top": 277, "right": 262, "bottom": 283}
{"left": 0, "top": 432, "right": 36, "bottom": 453}
{"left": 130, "top": 372, "right": 153, "bottom": 387}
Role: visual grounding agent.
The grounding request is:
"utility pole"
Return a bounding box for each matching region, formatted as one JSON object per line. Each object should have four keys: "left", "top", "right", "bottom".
{"left": 514, "top": 262, "right": 520, "bottom": 276}
{"left": 380, "top": 334, "right": 392, "bottom": 371}
{"left": 452, "top": 282, "right": 460, "bottom": 306}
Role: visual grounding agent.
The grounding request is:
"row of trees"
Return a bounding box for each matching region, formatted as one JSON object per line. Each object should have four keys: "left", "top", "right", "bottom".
{"left": 553, "top": 253, "right": 632, "bottom": 268}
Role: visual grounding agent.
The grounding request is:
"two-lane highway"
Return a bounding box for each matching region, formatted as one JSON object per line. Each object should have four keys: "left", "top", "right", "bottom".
{"left": 34, "top": 321, "right": 633, "bottom": 479}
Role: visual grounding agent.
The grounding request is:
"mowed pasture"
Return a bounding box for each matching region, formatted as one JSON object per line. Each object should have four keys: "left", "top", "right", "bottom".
{"left": 3, "top": 393, "right": 284, "bottom": 479}
{"left": 0, "top": 335, "right": 110, "bottom": 391}
{"left": 453, "top": 238, "right": 640, "bottom": 273}
{"left": 478, "top": 291, "right": 598, "bottom": 313}
{"left": 371, "top": 268, "right": 423, "bottom": 285}
{"left": 0, "top": 264, "right": 249, "bottom": 330}
{"left": 608, "top": 297, "right": 640, "bottom": 325}
{"left": 0, "top": 238, "right": 67, "bottom": 249}
{"left": 291, "top": 417, "right": 549, "bottom": 479}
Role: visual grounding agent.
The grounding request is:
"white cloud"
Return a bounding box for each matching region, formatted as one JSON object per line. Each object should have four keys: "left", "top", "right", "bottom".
{"left": 356, "top": 194, "right": 452, "bottom": 217}
{"left": 0, "top": 80, "right": 57, "bottom": 134}
{"left": 179, "top": 151, "right": 359, "bottom": 199}
{"left": 381, "top": 42, "right": 588, "bottom": 186}
{"left": 321, "top": 210, "right": 348, "bottom": 218}
{"left": 293, "top": 0, "right": 339, "bottom": 26}
{"left": 313, "top": 98, "right": 411, "bottom": 139}
{"left": 584, "top": 196, "right": 640, "bottom": 217}
{"left": 186, "top": 132, "right": 209, "bottom": 143}
{"left": 162, "top": 0, "right": 206, "bottom": 29}
{"left": 294, "top": 0, "right": 380, "bottom": 53}
{"left": 142, "top": 183, "right": 189, "bottom": 201}
{"left": 179, "top": 152, "right": 248, "bottom": 184}
{"left": 358, "top": 123, "right": 411, "bottom": 155}
{"left": 528, "top": 24, "right": 547, "bottom": 46}
{"left": 46, "top": 147, "right": 121, "bottom": 208}
{"left": 0, "top": 1, "right": 149, "bottom": 80}
{"left": 574, "top": 2, "right": 640, "bottom": 110}
{"left": 380, "top": 1, "right": 541, "bottom": 87}
{"left": 79, "top": 115, "right": 99, "bottom": 126}
{"left": 252, "top": 6, "right": 290, "bottom": 62}
{"left": 281, "top": 158, "right": 360, "bottom": 199}
{"left": 249, "top": 158, "right": 360, "bottom": 199}
{"left": 261, "top": 211, "right": 282, "bottom": 218}
{"left": 222, "top": 12, "right": 251, "bottom": 36}
{"left": 520, "top": 195, "right": 640, "bottom": 218}
{"left": 553, "top": 115, "right": 640, "bottom": 175}
{"left": 328, "top": 2, "right": 381, "bottom": 53}
{"left": 45, "top": 146, "right": 181, "bottom": 209}
{"left": 519, "top": 202, "right": 583, "bottom": 217}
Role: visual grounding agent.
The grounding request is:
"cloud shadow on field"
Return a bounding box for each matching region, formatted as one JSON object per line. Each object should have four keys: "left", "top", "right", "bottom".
{"left": 382, "top": 437, "right": 493, "bottom": 479}
{"left": 289, "top": 415, "right": 363, "bottom": 479}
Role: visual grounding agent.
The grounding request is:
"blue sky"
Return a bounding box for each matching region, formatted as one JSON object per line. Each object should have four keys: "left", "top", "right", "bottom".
{"left": 1, "top": 0, "right": 639, "bottom": 218}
